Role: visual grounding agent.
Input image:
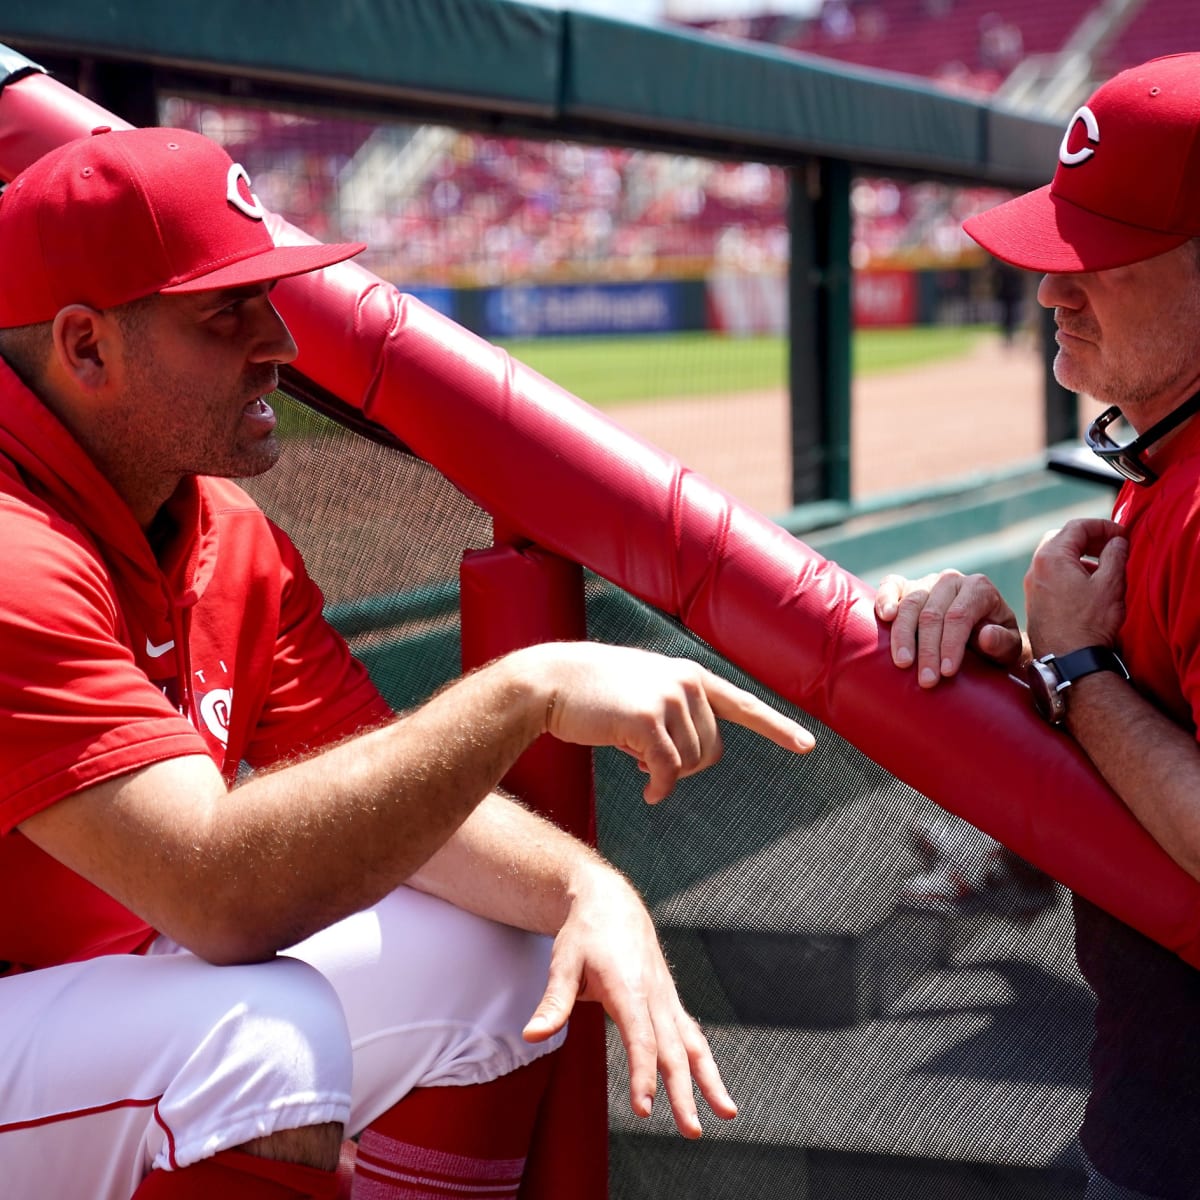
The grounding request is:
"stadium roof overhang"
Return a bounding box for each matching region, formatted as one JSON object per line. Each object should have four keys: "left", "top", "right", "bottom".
{"left": 0, "top": 0, "right": 1061, "bottom": 188}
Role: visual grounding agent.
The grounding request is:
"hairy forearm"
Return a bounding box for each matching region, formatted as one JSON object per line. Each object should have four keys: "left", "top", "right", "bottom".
{"left": 25, "top": 639, "right": 803, "bottom": 964}
{"left": 406, "top": 792, "right": 611, "bottom": 936}
{"left": 214, "top": 654, "right": 554, "bottom": 951}
{"left": 1066, "top": 672, "right": 1200, "bottom": 881}
{"left": 25, "top": 649, "right": 556, "bottom": 964}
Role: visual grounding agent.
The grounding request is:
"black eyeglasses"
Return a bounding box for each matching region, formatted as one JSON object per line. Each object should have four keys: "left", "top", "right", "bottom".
{"left": 1085, "top": 388, "right": 1200, "bottom": 486}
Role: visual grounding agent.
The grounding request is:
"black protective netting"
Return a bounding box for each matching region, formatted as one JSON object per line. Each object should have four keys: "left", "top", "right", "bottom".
{"left": 243, "top": 391, "right": 1093, "bottom": 1200}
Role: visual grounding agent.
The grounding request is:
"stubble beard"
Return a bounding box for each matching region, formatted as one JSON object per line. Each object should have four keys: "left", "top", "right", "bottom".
{"left": 231, "top": 430, "right": 281, "bottom": 480}
{"left": 1054, "top": 328, "right": 1200, "bottom": 417}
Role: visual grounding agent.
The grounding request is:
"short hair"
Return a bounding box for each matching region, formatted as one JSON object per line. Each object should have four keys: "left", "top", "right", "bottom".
{"left": 0, "top": 295, "right": 156, "bottom": 394}
{"left": 0, "top": 321, "right": 53, "bottom": 392}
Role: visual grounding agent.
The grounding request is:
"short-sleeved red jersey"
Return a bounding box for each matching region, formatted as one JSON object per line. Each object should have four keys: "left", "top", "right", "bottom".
{"left": 1111, "top": 415, "right": 1200, "bottom": 729}
{"left": 0, "top": 360, "right": 392, "bottom": 970}
{"left": 1075, "top": 411, "right": 1200, "bottom": 1190}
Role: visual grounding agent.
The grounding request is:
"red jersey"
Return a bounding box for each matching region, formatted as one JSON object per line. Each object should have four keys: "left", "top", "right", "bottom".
{"left": 0, "top": 360, "right": 392, "bottom": 971}
{"left": 1075, "top": 411, "right": 1200, "bottom": 1193}
{"left": 1112, "top": 414, "right": 1200, "bottom": 728}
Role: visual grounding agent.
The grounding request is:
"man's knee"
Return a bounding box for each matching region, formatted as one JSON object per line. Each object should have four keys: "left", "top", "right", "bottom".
{"left": 197, "top": 955, "right": 354, "bottom": 1097}
{"left": 158, "top": 955, "right": 354, "bottom": 1172}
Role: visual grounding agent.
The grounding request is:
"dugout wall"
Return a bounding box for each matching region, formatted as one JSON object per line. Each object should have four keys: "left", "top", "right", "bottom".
{"left": 0, "top": 21, "right": 1166, "bottom": 1200}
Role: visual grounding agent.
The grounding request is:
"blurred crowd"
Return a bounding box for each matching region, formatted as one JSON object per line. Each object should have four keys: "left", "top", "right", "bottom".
{"left": 358, "top": 135, "right": 791, "bottom": 286}
{"left": 162, "top": 0, "right": 1190, "bottom": 289}
{"left": 166, "top": 97, "right": 1008, "bottom": 288}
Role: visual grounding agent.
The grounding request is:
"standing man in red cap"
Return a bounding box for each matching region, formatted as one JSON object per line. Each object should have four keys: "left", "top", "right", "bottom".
{"left": 0, "top": 125, "right": 815, "bottom": 1198}
{"left": 875, "top": 54, "right": 1200, "bottom": 1199}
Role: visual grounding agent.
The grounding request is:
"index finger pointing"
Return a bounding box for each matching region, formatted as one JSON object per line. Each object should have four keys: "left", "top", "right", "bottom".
{"left": 701, "top": 673, "right": 815, "bottom": 753}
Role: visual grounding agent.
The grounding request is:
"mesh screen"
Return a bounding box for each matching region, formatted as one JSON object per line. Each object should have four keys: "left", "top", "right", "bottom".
{"left": 240, "top": 397, "right": 491, "bottom": 713}
{"left": 243, "top": 391, "right": 1092, "bottom": 1199}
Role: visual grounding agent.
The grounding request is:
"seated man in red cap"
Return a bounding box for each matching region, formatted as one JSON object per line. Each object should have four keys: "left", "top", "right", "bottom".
{"left": 0, "top": 125, "right": 815, "bottom": 1199}
{"left": 875, "top": 54, "right": 1200, "bottom": 1200}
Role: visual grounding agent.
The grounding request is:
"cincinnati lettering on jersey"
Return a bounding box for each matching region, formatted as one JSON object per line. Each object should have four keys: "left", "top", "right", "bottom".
{"left": 158, "top": 660, "right": 233, "bottom": 748}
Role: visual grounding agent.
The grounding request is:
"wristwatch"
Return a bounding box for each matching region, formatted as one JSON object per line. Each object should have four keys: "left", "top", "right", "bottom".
{"left": 1026, "top": 645, "right": 1129, "bottom": 726}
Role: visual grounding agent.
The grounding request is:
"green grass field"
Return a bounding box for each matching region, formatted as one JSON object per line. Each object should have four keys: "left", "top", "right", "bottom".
{"left": 497, "top": 325, "right": 992, "bottom": 408}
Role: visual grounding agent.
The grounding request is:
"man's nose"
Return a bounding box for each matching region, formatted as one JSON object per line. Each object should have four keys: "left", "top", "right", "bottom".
{"left": 1036, "top": 272, "right": 1085, "bottom": 311}
{"left": 249, "top": 296, "right": 299, "bottom": 365}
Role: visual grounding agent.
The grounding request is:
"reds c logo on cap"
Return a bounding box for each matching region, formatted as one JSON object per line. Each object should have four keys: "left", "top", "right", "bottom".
{"left": 0, "top": 126, "right": 365, "bottom": 327}
{"left": 226, "top": 163, "right": 267, "bottom": 221}
{"left": 1059, "top": 105, "right": 1100, "bottom": 167}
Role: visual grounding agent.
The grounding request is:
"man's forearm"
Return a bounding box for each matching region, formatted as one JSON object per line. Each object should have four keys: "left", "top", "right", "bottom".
{"left": 21, "top": 649, "right": 554, "bottom": 964}
{"left": 23, "top": 641, "right": 808, "bottom": 964}
{"left": 1066, "top": 671, "right": 1200, "bottom": 881}
{"left": 406, "top": 792, "right": 607, "bottom": 936}
{"left": 226, "top": 655, "right": 553, "bottom": 944}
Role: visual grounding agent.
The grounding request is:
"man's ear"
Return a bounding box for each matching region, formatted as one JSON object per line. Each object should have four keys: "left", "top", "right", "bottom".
{"left": 50, "top": 305, "right": 113, "bottom": 390}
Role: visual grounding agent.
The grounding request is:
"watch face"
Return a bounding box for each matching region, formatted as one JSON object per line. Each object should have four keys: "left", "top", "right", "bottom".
{"left": 1027, "top": 658, "right": 1066, "bottom": 725}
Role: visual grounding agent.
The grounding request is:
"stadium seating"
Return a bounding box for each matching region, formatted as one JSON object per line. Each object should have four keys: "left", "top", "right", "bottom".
{"left": 697, "top": 0, "right": 1092, "bottom": 93}
{"left": 1104, "top": 0, "right": 1200, "bottom": 72}
{"left": 155, "top": 4, "right": 1200, "bottom": 296}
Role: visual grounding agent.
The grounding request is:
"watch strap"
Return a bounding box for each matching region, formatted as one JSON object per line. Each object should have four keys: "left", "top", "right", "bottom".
{"left": 1027, "top": 644, "right": 1129, "bottom": 726}
{"left": 1049, "top": 645, "right": 1130, "bottom": 686}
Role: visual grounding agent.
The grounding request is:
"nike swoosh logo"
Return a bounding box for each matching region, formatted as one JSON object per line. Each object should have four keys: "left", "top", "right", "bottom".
{"left": 146, "top": 638, "right": 176, "bottom": 659}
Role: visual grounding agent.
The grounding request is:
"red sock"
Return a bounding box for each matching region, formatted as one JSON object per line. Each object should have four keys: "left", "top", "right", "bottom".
{"left": 131, "top": 1149, "right": 339, "bottom": 1199}
{"left": 352, "top": 1055, "right": 554, "bottom": 1199}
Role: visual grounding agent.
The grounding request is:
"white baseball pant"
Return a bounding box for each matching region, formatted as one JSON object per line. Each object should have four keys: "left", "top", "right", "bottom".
{"left": 0, "top": 886, "right": 561, "bottom": 1200}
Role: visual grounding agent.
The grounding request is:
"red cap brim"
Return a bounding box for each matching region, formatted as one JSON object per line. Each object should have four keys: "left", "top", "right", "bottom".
{"left": 160, "top": 240, "right": 365, "bottom": 294}
{"left": 963, "top": 183, "right": 1191, "bottom": 273}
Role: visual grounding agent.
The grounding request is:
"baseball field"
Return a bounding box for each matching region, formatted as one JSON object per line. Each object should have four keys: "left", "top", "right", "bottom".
{"left": 497, "top": 325, "right": 991, "bottom": 408}
{"left": 281, "top": 323, "right": 1044, "bottom": 516}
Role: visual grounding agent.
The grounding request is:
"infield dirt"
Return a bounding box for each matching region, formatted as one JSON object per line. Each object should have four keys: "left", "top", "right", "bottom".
{"left": 611, "top": 332, "right": 1088, "bottom": 518}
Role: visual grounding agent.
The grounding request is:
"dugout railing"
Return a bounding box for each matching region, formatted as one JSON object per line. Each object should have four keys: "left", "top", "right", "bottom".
{"left": 3, "top": 51, "right": 1200, "bottom": 1200}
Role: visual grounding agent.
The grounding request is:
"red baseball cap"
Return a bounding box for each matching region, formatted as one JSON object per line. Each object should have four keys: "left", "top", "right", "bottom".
{"left": 964, "top": 54, "right": 1200, "bottom": 273}
{"left": 0, "top": 125, "right": 365, "bottom": 328}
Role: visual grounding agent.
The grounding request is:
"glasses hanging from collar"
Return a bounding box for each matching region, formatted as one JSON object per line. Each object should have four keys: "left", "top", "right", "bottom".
{"left": 1085, "top": 388, "right": 1200, "bottom": 486}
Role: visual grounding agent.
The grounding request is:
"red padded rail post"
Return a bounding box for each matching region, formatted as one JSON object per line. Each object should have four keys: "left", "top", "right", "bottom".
{"left": 4, "top": 70, "right": 1200, "bottom": 967}
{"left": 460, "top": 542, "right": 607, "bottom": 1200}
